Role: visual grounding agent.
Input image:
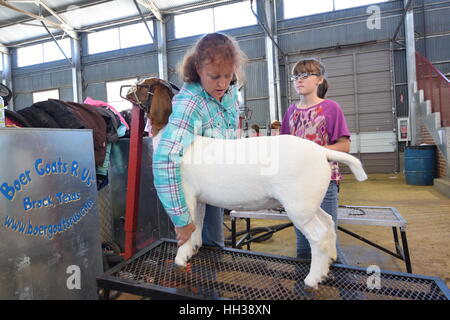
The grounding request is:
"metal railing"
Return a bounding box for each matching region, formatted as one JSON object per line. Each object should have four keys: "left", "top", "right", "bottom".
{"left": 415, "top": 52, "right": 450, "bottom": 127}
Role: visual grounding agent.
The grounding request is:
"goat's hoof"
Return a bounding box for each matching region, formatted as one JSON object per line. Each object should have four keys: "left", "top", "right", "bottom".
{"left": 173, "top": 262, "right": 192, "bottom": 274}
{"left": 304, "top": 283, "right": 319, "bottom": 291}
{"left": 295, "top": 282, "right": 317, "bottom": 299}
{"left": 174, "top": 261, "right": 186, "bottom": 268}
{"left": 174, "top": 257, "right": 188, "bottom": 267}
{"left": 304, "top": 277, "right": 319, "bottom": 290}
{"left": 301, "top": 284, "right": 320, "bottom": 300}
{"left": 304, "top": 282, "right": 319, "bottom": 291}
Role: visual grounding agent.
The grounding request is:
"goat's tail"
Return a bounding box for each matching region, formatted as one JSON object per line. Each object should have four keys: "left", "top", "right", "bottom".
{"left": 325, "top": 149, "right": 368, "bottom": 181}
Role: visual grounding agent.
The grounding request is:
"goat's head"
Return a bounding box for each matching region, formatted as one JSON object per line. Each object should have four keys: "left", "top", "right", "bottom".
{"left": 126, "top": 78, "right": 178, "bottom": 136}
{"left": 270, "top": 120, "right": 281, "bottom": 130}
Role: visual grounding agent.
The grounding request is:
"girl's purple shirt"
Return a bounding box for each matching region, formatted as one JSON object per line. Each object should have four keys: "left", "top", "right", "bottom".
{"left": 280, "top": 99, "right": 351, "bottom": 181}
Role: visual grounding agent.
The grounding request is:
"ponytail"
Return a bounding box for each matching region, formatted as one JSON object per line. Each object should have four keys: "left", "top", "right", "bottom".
{"left": 317, "top": 78, "right": 328, "bottom": 99}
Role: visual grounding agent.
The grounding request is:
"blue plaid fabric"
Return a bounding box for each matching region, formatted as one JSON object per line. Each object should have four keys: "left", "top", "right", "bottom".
{"left": 152, "top": 82, "right": 239, "bottom": 227}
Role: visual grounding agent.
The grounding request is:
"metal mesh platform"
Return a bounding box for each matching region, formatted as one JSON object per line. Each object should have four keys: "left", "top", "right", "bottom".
{"left": 230, "top": 205, "right": 407, "bottom": 228}
{"left": 97, "top": 239, "right": 449, "bottom": 300}
{"left": 230, "top": 205, "right": 413, "bottom": 272}
{"left": 337, "top": 205, "right": 407, "bottom": 228}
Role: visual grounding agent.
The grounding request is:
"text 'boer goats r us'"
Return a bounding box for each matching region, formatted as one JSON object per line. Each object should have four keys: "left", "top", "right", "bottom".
{"left": 126, "top": 78, "right": 367, "bottom": 290}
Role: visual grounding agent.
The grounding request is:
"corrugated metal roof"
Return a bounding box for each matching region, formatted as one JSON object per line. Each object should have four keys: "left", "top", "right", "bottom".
{"left": 155, "top": 0, "right": 229, "bottom": 11}
{"left": 59, "top": 0, "right": 142, "bottom": 29}
{"left": 0, "top": 0, "right": 130, "bottom": 45}
{"left": 0, "top": 2, "right": 38, "bottom": 25}
{"left": 0, "top": 0, "right": 236, "bottom": 46}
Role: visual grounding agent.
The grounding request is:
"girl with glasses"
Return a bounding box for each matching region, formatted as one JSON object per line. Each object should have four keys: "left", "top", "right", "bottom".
{"left": 281, "top": 58, "right": 352, "bottom": 261}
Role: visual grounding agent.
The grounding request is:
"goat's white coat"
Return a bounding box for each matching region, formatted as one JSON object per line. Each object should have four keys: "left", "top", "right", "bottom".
{"left": 153, "top": 129, "right": 367, "bottom": 289}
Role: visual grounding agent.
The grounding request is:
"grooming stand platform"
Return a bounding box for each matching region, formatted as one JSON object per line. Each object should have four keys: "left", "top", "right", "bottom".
{"left": 230, "top": 205, "right": 412, "bottom": 273}
{"left": 97, "top": 239, "right": 449, "bottom": 300}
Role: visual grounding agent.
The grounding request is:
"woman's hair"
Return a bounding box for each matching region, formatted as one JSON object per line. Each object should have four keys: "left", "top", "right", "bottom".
{"left": 178, "top": 32, "right": 247, "bottom": 86}
{"left": 292, "top": 58, "right": 329, "bottom": 99}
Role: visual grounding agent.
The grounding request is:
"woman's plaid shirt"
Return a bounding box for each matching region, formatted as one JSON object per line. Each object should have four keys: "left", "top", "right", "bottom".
{"left": 152, "top": 82, "right": 239, "bottom": 227}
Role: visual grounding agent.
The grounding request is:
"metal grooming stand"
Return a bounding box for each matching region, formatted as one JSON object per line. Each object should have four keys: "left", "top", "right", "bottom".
{"left": 97, "top": 239, "right": 449, "bottom": 300}
{"left": 119, "top": 81, "right": 179, "bottom": 260}
{"left": 230, "top": 205, "right": 413, "bottom": 273}
{"left": 123, "top": 102, "right": 145, "bottom": 260}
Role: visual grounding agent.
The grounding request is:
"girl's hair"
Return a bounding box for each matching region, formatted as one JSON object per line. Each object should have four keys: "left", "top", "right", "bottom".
{"left": 292, "top": 58, "right": 329, "bottom": 98}
{"left": 178, "top": 32, "right": 247, "bottom": 86}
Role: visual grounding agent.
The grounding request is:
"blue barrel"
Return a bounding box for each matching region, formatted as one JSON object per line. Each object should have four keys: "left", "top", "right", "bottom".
{"left": 404, "top": 145, "right": 436, "bottom": 185}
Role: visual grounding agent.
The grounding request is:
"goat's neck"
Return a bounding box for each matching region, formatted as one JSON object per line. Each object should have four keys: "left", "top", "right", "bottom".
{"left": 152, "top": 126, "right": 165, "bottom": 153}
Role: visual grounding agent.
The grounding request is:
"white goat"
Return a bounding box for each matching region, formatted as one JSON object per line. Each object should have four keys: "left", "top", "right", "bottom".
{"left": 128, "top": 79, "right": 368, "bottom": 289}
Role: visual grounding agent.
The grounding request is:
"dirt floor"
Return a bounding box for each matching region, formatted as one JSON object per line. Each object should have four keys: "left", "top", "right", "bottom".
{"left": 223, "top": 173, "right": 450, "bottom": 288}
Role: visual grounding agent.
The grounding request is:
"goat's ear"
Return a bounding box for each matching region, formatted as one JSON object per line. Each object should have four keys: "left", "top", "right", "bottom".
{"left": 230, "top": 73, "right": 237, "bottom": 86}
{"left": 150, "top": 84, "right": 173, "bottom": 125}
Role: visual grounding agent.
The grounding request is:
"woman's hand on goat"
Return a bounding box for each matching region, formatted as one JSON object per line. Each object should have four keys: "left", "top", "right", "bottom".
{"left": 175, "top": 222, "right": 196, "bottom": 246}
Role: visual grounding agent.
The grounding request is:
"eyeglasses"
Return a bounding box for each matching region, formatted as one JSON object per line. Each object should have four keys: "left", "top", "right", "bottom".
{"left": 290, "top": 73, "right": 321, "bottom": 81}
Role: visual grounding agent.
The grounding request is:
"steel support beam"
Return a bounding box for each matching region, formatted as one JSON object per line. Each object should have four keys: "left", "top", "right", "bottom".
{"left": 404, "top": 0, "right": 418, "bottom": 145}
{"left": 0, "top": 0, "right": 78, "bottom": 39}
{"left": 135, "top": 0, "right": 167, "bottom": 80}
{"left": 134, "top": 0, "right": 156, "bottom": 43}
{"left": 71, "top": 35, "right": 83, "bottom": 103}
{"left": 1, "top": 47, "right": 14, "bottom": 110}
{"left": 136, "top": 0, "right": 163, "bottom": 21}
{"left": 0, "top": 44, "right": 7, "bottom": 55}
{"left": 156, "top": 20, "right": 168, "bottom": 80}
{"left": 263, "top": 0, "right": 278, "bottom": 122}
{"left": 392, "top": 0, "right": 413, "bottom": 42}
{"left": 272, "top": 0, "right": 282, "bottom": 122}
{"left": 41, "top": 21, "right": 72, "bottom": 65}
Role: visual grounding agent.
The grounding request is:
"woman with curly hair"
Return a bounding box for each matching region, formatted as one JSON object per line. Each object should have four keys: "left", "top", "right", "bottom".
{"left": 153, "top": 32, "right": 247, "bottom": 248}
